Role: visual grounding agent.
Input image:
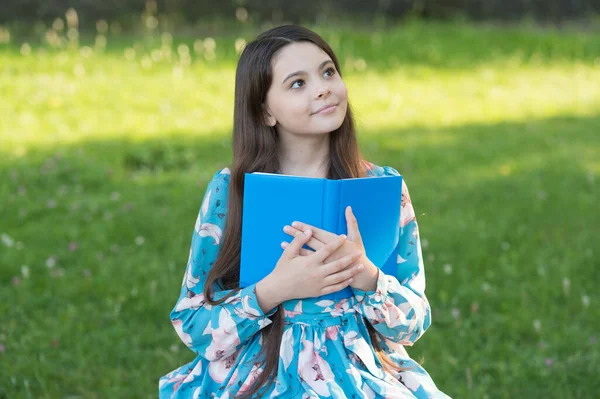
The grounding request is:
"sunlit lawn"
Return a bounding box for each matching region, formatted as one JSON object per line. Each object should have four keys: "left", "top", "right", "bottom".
{"left": 0, "top": 20, "right": 599, "bottom": 398}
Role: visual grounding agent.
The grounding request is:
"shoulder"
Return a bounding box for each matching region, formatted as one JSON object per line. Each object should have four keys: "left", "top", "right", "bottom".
{"left": 363, "top": 160, "right": 411, "bottom": 197}
{"left": 211, "top": 166, "right": 231, "bottom": 181}
{"left": 201, "top": 167, "right": 231, "bottom": 205}
{"left": 362, "top": 160, "right": 401, "bottom": 179}
{"left": 197, "top": 168, "right": 230, "bottom": 223}
{"left": 207, "top": 167, "right": 231, "bottom": 189}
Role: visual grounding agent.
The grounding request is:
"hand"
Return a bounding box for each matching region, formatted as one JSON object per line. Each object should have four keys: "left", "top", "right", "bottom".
{"left": 257, "top": 229, "right": 366, "bottom": 306}
{"left": 281, "top": 206, "right": 379, "bottom": 291}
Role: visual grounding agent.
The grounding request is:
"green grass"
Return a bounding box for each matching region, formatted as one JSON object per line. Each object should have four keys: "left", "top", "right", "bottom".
{"left": 1, "top": 20, "right": 599, "bottom": 398}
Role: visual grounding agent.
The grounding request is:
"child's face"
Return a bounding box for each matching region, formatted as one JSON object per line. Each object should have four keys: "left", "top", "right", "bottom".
{"left": 263, "top": 41, "right": 348, "bottom": 138}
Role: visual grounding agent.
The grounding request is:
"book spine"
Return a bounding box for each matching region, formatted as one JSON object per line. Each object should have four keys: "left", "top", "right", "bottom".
{"left": 323, "top": 180, "right": 341, "bottom": 234}
{"left": 337, "top": 181, "right": 346, "bottom": 235}
{"left": 319, "top": 179, "right": 353, "bottom": 300}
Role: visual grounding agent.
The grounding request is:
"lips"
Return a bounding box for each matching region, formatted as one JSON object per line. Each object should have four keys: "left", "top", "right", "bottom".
{"left": 314, "top": 103, "right": 338, "bottom": 114}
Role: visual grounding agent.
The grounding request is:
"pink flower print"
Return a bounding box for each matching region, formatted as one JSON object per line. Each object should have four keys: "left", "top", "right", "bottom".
{"left": 175, "top": 292, "right": 206, "bottom": 312}
{"left": 209, "top": 352, "right": 238, "bottom": 383}
{"left": 325, "top": 326, "right": 339, "bottom": 341}
{"left": 298, "top": 339, "right": 334, "bottom": 396}
{"left": 381, "top": 301, "right": 412, "bottom": 328}
{"left": 178, "top": 363, "right": 203, "bottom": 389}
{"left": 400, "top": 180, "right": 412, "bottom": 208}
{"left": 205, "top": 308, "right": 241, "bottom": 361}
{"left": 160, "top": 366, "right": 198, "bottom": 393}
{"left": 400, "top": 183, "right": 416, "bottom": 228}
{"left": 316, "top": 299, "right": 349, "bottom": 316}
{"left": 330, "top": 300, "right": 349, "bottom": 317}
{"left": 165, "top": 373, "right": 187, "bottom": 392}
{"left": 171, "top": 319, "right": 192, "bottom": 347}
{"left": 284, "top": 301, "right": 304, "bottom": 318}
{"left": 238, "top": 362, "right": 264, "bottom": 394}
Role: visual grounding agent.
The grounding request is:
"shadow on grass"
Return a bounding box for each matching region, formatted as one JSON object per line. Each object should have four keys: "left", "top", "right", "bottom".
{"left": 0, "top": 114, "right": 598, "bottom": 398}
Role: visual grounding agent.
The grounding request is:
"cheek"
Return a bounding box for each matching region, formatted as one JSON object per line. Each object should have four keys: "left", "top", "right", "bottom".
{"left": 332, "top": 82, "right": 348, "bottom": 116}
{"left": 336, "top": 81, "right": 348, "bottom": 102}
{"left": 282, "top": 97, "right": 310, "bottom": 119}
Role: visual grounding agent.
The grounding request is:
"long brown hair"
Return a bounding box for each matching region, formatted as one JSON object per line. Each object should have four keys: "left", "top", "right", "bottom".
{"left": 204, "top": 24, "right": 408, "bottom": 398}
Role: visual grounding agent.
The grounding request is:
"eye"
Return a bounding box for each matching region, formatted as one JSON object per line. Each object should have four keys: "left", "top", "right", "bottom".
{"left": 324, "top": 67, "right": 336, "bottom": 77}
{"left": 290, "top": 79, "right": 305, "bottom": 89}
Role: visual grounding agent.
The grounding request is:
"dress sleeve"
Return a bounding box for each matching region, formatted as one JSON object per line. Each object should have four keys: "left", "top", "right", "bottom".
{"left": 169, "top": 168, "right": 277, "bottom": 361}
{"left": 351, "top": 166, "right": 432, "bottom": 345}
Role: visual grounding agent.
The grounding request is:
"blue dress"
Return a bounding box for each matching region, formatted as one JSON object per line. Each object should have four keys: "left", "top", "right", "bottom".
{"left": 159, "top": 161, "right": 450, "bottom": 399}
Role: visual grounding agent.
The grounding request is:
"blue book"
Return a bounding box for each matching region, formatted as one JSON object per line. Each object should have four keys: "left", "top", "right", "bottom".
{"left": 239, "top": 172, "right": 403, "bottom": 301}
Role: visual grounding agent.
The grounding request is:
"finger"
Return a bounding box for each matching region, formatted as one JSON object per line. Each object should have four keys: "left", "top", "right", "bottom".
{"left": 345, "top": 206, "right": 363, "bottom": 245}
{"left": 283, "top": 229, "right": 312, "bottom": 259}
{"left": 311, "top": 234, "right": 347, "bottom": 263}
{"left": 321, "top": 250, "right": 363, "bottom": 276}
{"left": 345, "top": 206, "right": 355, "bottom": 242}
{"left": 281, "top": 241, "right": 313, "bottom": 256}
{"left": 284, "top": 225, "right": 326, "bottom": 251}
{"left": 320, "top": 277, "right": 354, "bottom": 296}
{"left": 291, "top": 221, "right": 337, "bottom": 243}
{"left": 323, "top": 263, "right": 364, "bottom": 286}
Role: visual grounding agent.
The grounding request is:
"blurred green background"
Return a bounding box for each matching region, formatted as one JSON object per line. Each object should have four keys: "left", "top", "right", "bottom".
{"left": 0, "top": 1, "right": 599, "bottom": 398}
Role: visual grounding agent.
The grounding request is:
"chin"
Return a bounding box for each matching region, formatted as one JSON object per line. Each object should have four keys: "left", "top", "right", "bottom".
{"left": 317, "top": 117, "right": 345, "bottom": 133}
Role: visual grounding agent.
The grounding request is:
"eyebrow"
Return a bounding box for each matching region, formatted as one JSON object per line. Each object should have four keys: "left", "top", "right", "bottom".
{"left": 281, "top": 60, "right": 335, "bottom": 85}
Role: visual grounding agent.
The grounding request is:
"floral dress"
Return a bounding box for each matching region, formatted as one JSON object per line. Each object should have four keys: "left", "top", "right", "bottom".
{"left": 159, "top": 161, "right": 450, "bottom": 399}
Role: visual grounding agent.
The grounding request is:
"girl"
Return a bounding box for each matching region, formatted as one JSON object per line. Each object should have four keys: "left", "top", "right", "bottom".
{"left": 159, "top": 25, "right": 450, "bottom": 399}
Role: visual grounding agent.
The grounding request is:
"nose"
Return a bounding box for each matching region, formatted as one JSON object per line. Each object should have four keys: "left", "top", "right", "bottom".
{"left": 316, "top": 85, "right": 330, "bottom": 98}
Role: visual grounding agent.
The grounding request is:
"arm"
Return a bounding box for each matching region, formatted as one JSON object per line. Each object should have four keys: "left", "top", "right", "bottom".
{"left": 170, "top": 168, "right": 278, "bottom": 361}
{"left": 351, "top": 166, "right": 431, "bottom": 345}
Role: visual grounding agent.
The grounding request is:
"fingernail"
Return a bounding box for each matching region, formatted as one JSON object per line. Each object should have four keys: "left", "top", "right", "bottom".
{"left": 357, "top": 264, "right": 364, "bottom": 271}
{"left": 281, "top": 242, "right": 288, "bottom": 248}
{"left": 292, "top": 221, "right": 299, "bottom": 227}
{"left": 304, "top": 229, "right": 312, "bottom": 236}
{"left": 340, "top": 234, "right": 346, "bottom": 239}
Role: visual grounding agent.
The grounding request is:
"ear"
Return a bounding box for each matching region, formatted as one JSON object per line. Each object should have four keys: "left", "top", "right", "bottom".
{"left": 262, "top": 105, "right": 276, "bottom": 127}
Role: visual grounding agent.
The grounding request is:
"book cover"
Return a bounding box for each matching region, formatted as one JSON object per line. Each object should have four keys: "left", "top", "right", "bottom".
{"left": 239, "top": 172, "right": 402, "bottom": 301}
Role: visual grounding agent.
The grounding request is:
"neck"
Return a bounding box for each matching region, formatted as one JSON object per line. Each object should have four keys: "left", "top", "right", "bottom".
{"left": 278, "top": 133, "right": 330, "bottom": 178}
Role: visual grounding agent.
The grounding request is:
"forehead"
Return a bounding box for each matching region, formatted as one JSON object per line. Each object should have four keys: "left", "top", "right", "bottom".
{"left": 271, "top": 42, "right": 331, "bottom": 76}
